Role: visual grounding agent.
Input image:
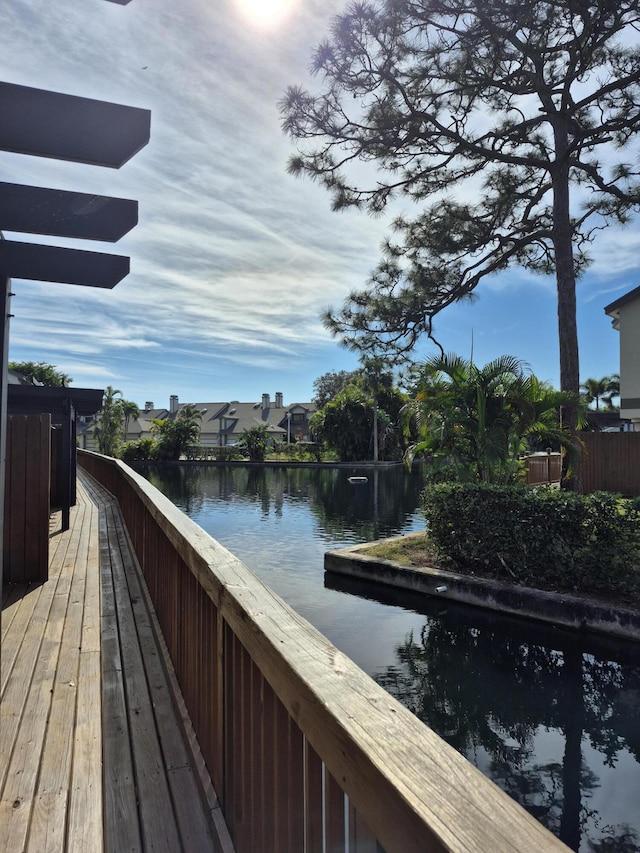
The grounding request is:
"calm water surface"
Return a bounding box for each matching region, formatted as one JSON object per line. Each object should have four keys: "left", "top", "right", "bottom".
{"left": 139, "top": 463, "right": 640, "bottom": 852}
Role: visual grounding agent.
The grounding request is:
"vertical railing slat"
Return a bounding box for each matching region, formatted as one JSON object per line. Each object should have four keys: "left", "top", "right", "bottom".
{"left": 325, "top": 769, "right": 346, "bottom": 853}
{"left": 350, "top": 800, "right": 383, "bottom": 853}
{"left": 288, "top": 718, "right": 305, "bottom": 852}
{"left": 305, "top": 741, "right": 324, "bottom": 853}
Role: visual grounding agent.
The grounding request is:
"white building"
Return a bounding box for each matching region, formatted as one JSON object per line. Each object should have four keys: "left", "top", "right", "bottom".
{"left": 605, "top": 285, "right": 640, "bottom": 430}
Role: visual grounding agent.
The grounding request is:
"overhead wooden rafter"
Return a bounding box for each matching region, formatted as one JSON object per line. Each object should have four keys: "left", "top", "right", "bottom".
{"left": 0, "top": 240, "right": 130, "bottom": 289}
{"left": 0, "top": 182, "right": 138, "bottom": 242}
{"left": 0, "top": 82, "right": 150, "bottom": 289}
{"left": 0, "top": 82, "right": 150, "bottom": 168}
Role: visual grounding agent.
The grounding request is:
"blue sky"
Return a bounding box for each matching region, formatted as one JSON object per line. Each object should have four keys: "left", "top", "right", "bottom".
{"left": 1, "top": 0, "right": 636, "bottom": 409}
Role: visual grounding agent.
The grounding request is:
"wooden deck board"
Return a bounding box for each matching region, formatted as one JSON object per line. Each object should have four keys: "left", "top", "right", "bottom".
{"left": 0, "top": 581, "right": 41, "bottom": 698}
{"left": 104, "top": 502, "right": 183, "bottom": 853}
{"left": 117, "top": 517, "right": 220, "bottom": 852}
{"left": 0, "top": 581, "right": 68, "bottom": 852}
{"left": 66, "top": 494, "right": 103, "bottom": 852}
{"left": 28, "top": 499, "right": 91, "bottom": 852}
{"left": 99, "top": 500, "right": 144, "bottom": 853}
{"left": 1, "top": 470, "right": 226, "bottom": 853}
{"left": 66, "top": 649, "right": 102, "bottom": 853}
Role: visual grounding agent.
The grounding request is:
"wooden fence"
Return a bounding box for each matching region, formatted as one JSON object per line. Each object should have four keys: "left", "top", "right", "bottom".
{"left": 4, "top": 414, "right": 50, "bottom": 583}
{"left": 580, "top": 431, "right": 640, "bottom": 495}
{"left": 78, "top": 450, "right": 567, "bottom": 853}
{"left": 523, "top": 452, "right": 562, "bottom": 486}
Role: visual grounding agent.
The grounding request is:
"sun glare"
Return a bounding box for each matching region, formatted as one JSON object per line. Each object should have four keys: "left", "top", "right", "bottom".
{"left": 237, "top": 0, "right": 295, "bottom": 28}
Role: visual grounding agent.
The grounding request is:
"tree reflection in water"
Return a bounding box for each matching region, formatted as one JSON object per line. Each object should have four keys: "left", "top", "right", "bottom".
{"left": 375, "top": 612, "right": 640, "bottom": 851}
{"left": 139, "top": 462, "right": 426, "bottom": 543}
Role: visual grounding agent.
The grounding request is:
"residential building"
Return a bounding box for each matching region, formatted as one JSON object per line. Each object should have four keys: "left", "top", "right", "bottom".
{"left": 125, "top": 392, "right": 316, "bottom": 446}
{"left": 604, "top": 285, "right": 640, "bottom": 430}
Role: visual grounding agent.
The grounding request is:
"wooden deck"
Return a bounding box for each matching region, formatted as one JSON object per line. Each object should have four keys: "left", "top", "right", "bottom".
{"left": 1, "top": 470, "right": 231, "bottom": 852}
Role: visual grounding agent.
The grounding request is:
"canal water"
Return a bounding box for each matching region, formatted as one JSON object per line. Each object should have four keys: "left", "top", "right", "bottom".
{"left": 138, "top": 463, "right": 640, "bottom": 852}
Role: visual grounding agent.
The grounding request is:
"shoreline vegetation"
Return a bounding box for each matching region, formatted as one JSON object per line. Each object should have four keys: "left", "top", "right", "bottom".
{"left": 130, "top": 455, "right": 640, "bottom": 617}
{"left": 361, "top": 530, "right": 640, "bottom": 613}
{"left": 131, "top": 459, "right": 640, "bottom": 615}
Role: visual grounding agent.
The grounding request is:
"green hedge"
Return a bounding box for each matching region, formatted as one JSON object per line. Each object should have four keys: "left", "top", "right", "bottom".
{"left": 183, "top": 445, "right": 245, "bottom": 461}
{"left": 120, "top": 438, "right": 156, "bottom": 461}
{"left": 422, "top": 483, "right": 640, "bottom": 601}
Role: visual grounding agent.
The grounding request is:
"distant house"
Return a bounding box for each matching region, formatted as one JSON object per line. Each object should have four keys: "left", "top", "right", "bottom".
{"left": 126, "top": 392, "right": 316, "bottom": 446}
{"left": 605, "top": 285, "right": 640, "bottom": 431}
{"left": 584, "top": 411, "right": 632, "bottom": 433}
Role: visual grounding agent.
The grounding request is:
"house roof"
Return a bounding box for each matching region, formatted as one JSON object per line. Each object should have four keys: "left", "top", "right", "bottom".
{"left": 604, "top": 284, "right": 640, "bottom": 324}
{"left": 126, "top": 402, "right": 226, "bottom": 433}
{"left": 216, "top": 402, "right": 288, "bottom": 436}
{"left": 127, "top": 398, "right": 315, "bottom": 439}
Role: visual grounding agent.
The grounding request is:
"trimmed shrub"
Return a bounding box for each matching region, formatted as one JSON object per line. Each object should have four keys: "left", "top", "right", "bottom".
{"left": 183, "top": 445, "right": 244, "bottom": 461}
{"left": 422, "top": 483, "right": 640, "bottom": 601}
{"left": 120, "top": 438, "right": 156, "bottom": 461}
{"left": 276, "top": 441, "right": 323, "bottom": 462}
{"left": 210, "top": 446, "right": 244, "bottom": 462}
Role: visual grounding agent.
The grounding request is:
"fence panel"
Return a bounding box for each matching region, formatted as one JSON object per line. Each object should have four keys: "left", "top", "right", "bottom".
{"left": 4, "top": 414, "right": 50, "bottom": 582}
{"left": 580, "top": 431, "right": 640, "bottom": 495}
{"left": 524, "top": 452, "right": 562, "bottom": 486}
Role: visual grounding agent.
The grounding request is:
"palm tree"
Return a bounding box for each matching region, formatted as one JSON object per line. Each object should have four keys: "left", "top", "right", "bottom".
{"left": 580, "top": 375, "right": 618, "bottom": 411}
{"left": 93, "top": 386, "right": 123, "bottom": 457}
{"left": 602, "top": 374, "right": 620, "bottom": 411}
{"left": 177, "top": 404, "right": 203, "bottom": 427}
{"left": 358, "top": 355, "right": 394, "bottom": 462}
{"left": 151, "top": 405, "right": 203, "bottom": 460}
{"left": 501, "top": 373, "right": 583, "bottom": 481}
{"left": 404, "top": 354, "right": 580, "bottom": 484}
{"left": 121, "top": 400, "right": 140, "bottom": 440}
{"left": 238, "top": 424, "right": 271, "bottom": 462}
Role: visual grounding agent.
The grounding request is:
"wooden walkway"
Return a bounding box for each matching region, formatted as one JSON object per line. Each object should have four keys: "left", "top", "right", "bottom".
{"left": 1, "top": 470, "right": 231, "bottom": 852}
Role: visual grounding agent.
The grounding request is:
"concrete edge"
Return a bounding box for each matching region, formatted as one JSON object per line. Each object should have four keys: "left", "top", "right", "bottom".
{"left": 324, "top": 536, "right": 640, "bottom": 643}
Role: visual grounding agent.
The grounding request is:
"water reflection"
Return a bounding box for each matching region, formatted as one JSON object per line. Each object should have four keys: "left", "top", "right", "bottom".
{"left": 328, "top": 576, "right": 640, "bottom": 852}
{"left": 140, "top": 463, "right": 426, "bottom": 544}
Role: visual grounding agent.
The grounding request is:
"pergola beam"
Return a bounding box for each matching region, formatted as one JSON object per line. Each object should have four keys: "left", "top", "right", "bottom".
{"left": 0, "top": 82, "right": 151, "bottom": 168}
{"left": 0, "top": 240, "right": 129, "bottom": 288}
{"left": 0, "top": 182, "right": 138, "bottom": 242}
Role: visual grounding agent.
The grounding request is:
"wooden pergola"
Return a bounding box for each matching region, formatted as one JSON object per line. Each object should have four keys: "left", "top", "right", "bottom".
{"left": 0, "top": 79, "right": 150, "bottom": 592}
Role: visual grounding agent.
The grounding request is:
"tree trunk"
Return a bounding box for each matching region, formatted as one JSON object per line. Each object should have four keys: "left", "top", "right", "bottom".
{"left": 552, "top": 122, "right": 581, "bottom": 490}
{"left": 373, "top": 396, "right": 379, "bottom": 462}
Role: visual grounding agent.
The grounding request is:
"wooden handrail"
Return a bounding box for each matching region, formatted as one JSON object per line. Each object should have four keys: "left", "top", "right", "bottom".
{"left": 78, "top": 450, "right": 568, "bottom": 853}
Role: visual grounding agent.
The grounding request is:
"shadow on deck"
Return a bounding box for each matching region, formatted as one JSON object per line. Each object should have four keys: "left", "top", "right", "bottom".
{"left": 1, "top": 470, "right": 232, "bottom": 852}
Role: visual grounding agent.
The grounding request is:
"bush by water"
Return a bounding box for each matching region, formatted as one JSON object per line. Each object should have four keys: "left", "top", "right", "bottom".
{"left": 422, "top": 484, "right": 640, "bottom": 605}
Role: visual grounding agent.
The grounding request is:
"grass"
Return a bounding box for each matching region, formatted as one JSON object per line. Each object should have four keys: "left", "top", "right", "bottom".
{"left": 361, "top": 532, "right": 451, "bottom": 570}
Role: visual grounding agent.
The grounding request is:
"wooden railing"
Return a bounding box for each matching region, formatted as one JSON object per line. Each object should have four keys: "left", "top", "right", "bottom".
{"left": 78, "top": 450, "right": 568, "bottom": 853}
